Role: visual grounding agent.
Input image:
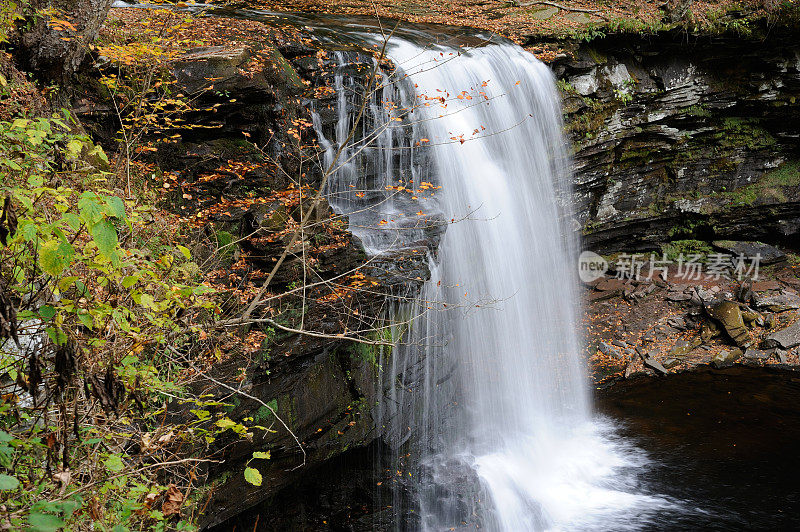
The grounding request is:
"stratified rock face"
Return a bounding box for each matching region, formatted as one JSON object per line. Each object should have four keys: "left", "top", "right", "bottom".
{"left": 551, "top": 34, "right": 800, "bottom": 252}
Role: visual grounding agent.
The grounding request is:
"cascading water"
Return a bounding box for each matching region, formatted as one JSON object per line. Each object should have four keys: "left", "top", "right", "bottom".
{"left": 313, "top": 31, "right": 673, "bottom": 531}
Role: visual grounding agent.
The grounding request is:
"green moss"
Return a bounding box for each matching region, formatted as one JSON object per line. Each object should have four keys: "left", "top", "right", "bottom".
{"left": 263, "top": 46, "right": 305, "bottom": 90}
{"left": 556, "top": 79, "right": 576, "bottom": 94}
{"left": 667, "top": 219, "right": 710, "bottom": 239}
{"left": 620, "top": 147, "right": 655, "bottom": 162}
{"left": 254, "top": 399, "right": 278, "bottom": 424}
{"left": 661, "top": 240, "right": 714, "bottom": 262}
{"left": 586, "top": 47, "right": 607, "bottom": 65}
{"left": 684, "top": 104, "right": 711, "bottom": 117}
{"left": 729, "top": 186, "right": 758, "bottom": 206}
{"left": 566, "top": 98, "right": 618, "bottom": 138}
{"left": 763, "top": 160, "right": 800, "bottom": 187}
{"left": 718, "top": 117, "right": 776, "bottom": 151}
{"left": 722, "top": 160, "right": 800, "bottom": 207}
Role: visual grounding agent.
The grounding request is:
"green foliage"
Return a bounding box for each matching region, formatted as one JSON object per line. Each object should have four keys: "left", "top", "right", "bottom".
{"left": 661, "top": 239, "right": 714, "bottom": 262}
{"left": 0, "top": 112, "right": 262, "bottom": 529}
{"left": 555, "top": 79, "right": 575, "bottom": 94}
{"left": 0, "top": 1, "right": 26, "bottom": 44}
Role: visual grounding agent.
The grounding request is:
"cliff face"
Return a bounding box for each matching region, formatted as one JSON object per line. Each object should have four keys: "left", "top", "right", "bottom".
{"left": 552, "top": 33, "right": 800, "bottom": 253}
{"left": 201, "top": 30, "right": 800, "bottom": 528}
{"left": 86, "top": 9, "right": 800, "bottom": 528}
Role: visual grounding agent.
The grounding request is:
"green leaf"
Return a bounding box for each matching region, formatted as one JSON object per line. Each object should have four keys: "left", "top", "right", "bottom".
{"left": 11, "top": 118, "right": 29, "bottom": 129}
{"left": 28, "top": 512, "right": 65, "bottom": 532}
{"left": 104, "top": 196, "right": 126, "bottom": 220}
{"left": 1, "top": 158, "right": 21, "bottom": 171}
{"left": 87, "top": 145, "right": 109, "bottom": 164}
{"left": 46, "top": 326, "right": 67, "bottom": 346}
{"left": 215, "top": 418, "right": 236, "bottom": 430}
{"left": 121, "top": 275, "right": 139, "bottom": 289}
{"left": 0, "top": 473, "right": 19, "bottom": 490}
{"left": 104, "top": 454, "right": 123, "bottom": 472}
{"left": 38, "top": 305, "right": 56, "bottom": 319}
{"left": 66, "top": 139, "right": 83, "bottom": 158}
{"left": 78, "top": 193, "right": 103, "bottom": 225}
{"left": 58, "top": 499, "right": 81, "bottom": 519}
{"left": 244, "top": 467, "right": 262, "bottom": 486}
{"left": 252, "top": 451, "right": 270, "bottom": 460}
{"left": 177, "top": 245, "right": 191, "bottom": 260}
{"left": 77, "top": 312, "right": 93, "bottom": 329}
{"left": 139, "top": 293, "right": 155, "bottom": 309}
{"left": 21, "top": 222, "right": 37, "bottom": 241}
{"left": 39, "top": 239, "right": 75, "bottom": 276}
{"left": 62, "top": 213, "right": 81, "bottom": 231}
{"left": 89, "top": 219, "right": 118, "bottom": 257}
{"left": 58, "top": 276, "right": 79, "bottom": 291}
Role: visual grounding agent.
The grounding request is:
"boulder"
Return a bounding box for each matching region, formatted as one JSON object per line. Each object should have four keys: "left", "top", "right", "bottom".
{"left": 705, "top": 299, "right": 751, "bottom": 347}
{"left": 172, "top": 46, "right": 253, "bottom": 95}
{"left": 667, "top": 316, "right": 687, "bottom": 330}
{"left": 763, "top": 317, "right": 800, "bottom": 349}
{"left": 640, "top": 351, "right": 668, "bottom": 375}
{"left": 711, "top": 348, "right": 742, "bottom": 369}
{"left": 743, "top": 347, "right": 773, "bottom": 360}
{"left": 598, "top": 341, "right": 622, "bottom": 359}
{"left": 669, "top": 338, "right": 701, "bottom": 357}
{"left": 753, "top": 280, "right": 782, "bottom": 291}
{"left": 711, "top": 240, "right": 786, "bottom": 265}
{"left": 753, "top": 290, "right": 800, "bottom": 312}
{"left": 596, "top": 278, "right": 627, "bottom": 292}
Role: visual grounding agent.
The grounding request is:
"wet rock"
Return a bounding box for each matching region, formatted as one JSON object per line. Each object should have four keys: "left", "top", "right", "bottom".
{"left": 172, "top": 46, "right": 253, "bottom": 95}
{"left": 598, "top": 341, "right": 622, "bottom": 359}
{"left": 596, "top": 277, "right": 626, "bottom": 291}
{"left": 776, "top": 349, "right": 788, "bottom": 364}
{"left": 624, "top": 361, "right": 646, "bottom": 379}
{"left": 711, "top": 348, "right": 742, "bottom": 369}
{"left": 663, "top": 357, "right": 681, "bottom": 369}
{"left": 669, "top": 338, "right": 700, "bottom": 357}
{"left": 612, "top": 339, "right": 628, "bottom": 349}
{"left": 700, "top": 320, "right": 722, "bottom": 343}
{"left": 753, "top": 280, "right": 783, "bottom": 291}
{"left": 588, "top": 290, "right": 620, "bottom": 302}
{"left": 763, "top": 317, "right": 800, "bottom": 349}
{"left": 640, "top": 351, "right": 668, "bottom": 375}
{"left": 641, "top": 329, "right": 657, "bottom": 343}
{"left": 743, "top": 347, "right": 772, "bottom": 360}
{"left": 705, "top": 299, "right": 751, "bottom": 347}
{"left": 753, "top": 290, "right": 800, "bottom": 312}
{"left": 711, "top": 241, "right": 786, "bottom": 265}
{"left": 737, "top": 279, "right": 754, "bottom": 304}
{"left": 666, "top": 291, "right": 691, "bottom": 302}
{"left": 667, "top": 316, "right": 687, "bottom": 330}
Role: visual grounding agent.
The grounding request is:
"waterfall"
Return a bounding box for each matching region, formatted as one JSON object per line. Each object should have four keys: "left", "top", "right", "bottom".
{"left": 313, "top": 33, "right": 670, "bottom": 532}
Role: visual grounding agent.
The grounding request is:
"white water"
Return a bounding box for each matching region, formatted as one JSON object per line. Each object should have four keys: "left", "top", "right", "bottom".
{"left": 314, "top": 35, "right": 674, "bottom": 531}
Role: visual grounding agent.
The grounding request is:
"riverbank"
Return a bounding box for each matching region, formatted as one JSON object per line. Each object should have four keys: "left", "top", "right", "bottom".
{"left": 584, "top": 243, "right": 800, "bottom": 387}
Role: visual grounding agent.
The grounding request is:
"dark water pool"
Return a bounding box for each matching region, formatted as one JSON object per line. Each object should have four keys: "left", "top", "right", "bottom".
{"left": 598, "top": 366, "right": 800, "bottom": 531}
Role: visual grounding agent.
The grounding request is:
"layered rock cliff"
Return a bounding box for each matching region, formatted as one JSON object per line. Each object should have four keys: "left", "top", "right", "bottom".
{"left": 552, "top": 30, "right": 800, "bottom": 252}
{"left": 86, "top": 8, "right": 800, "bottom": 528}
